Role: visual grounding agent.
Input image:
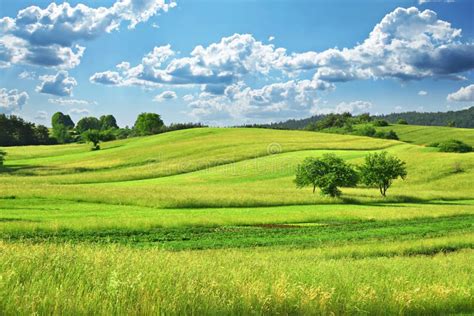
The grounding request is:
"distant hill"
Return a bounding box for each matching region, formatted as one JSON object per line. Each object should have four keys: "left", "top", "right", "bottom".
{"left": 254, "top": 107, "right": 474, "bottom": 130}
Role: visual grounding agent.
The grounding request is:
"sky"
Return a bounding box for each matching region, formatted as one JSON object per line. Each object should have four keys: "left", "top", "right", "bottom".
{"left": 0, "top": 0, "right": 473, "bottom": 127}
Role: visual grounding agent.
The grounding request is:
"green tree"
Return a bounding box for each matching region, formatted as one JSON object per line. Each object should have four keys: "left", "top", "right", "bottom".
{"left": 100, "top": 115, "right": 119, "bottom": 130}
{"left": 51, "top": 112, "right": 74, "bottom": 143}
{"left": 34, "top": 125, "right": 51, "bottom": 144}
{"left": 134, "top": 113, "right": 164, "bottom": 136}
{"left": 82, "top": 129, "right": 102, "bottom": 150}
{"left": 295, "top": 154, "right": 358, "bottom": 197}
{"left": 397, "top": 119, "right": 408, "bottom": 125}
{"left": 76, "top": 117, "right": 101, "bottom": 134}
{"left": 359, "top": 152, "right": 407, "bottom": 197}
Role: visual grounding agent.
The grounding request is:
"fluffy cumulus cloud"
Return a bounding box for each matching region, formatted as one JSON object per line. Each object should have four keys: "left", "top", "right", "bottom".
{"left": 313, "top": 101, "right": 373, "bottom": 115}
{"left": 188, "top": 79, "right": 330, "bottom": 122}
{"left": 418, "top": 90, "right": 428, "bottom": 96}
{"left": 307, "top": 7, "right": 474, "bottom": 82}
{"left": 0, "top": 0, "right": 176, "bottom": 68}
{"left": 91, "top": 34, "right": 287, "bottom": 90}
{"left": 90, "top": 6, "right": 474, "bottom": 122}
{"left": 154, "top": 90, "right": 177, "bottom": 102}
{"left": 447, "top": 84, "right": 474, "bottom": 102}
{"left": 0, "top": 88, "right": 29, "bottom": 113}
{"left": 36, "top": 71, "right": 77, "bottom": 96}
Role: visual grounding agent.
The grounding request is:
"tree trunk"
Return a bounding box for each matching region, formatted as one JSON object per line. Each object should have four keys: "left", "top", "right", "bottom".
{"left": 313, "top": 184, "right": 316, "bottom": 193}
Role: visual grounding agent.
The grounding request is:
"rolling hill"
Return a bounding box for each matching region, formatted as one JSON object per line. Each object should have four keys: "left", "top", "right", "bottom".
{"left": 1, "top": 127, "right": 473, "bottom": 314}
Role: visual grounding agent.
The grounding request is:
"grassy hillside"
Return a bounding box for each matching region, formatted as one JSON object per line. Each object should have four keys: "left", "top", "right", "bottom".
{"left": 374, "top": 124, "right": 474, "bottom": 146}
{"left": 1, "top": 127, "right": 473, "bottom": 314}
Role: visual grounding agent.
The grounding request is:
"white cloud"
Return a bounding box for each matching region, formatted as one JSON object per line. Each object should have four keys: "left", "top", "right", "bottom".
{"left": 447, "top": 84, "right": 474, "bottom": 102}
{"left": 312, "top": 101, "right": 373, "bottom": 115}
{"left": 90, "top": 71, "right": 123, "bottom": 85}
{"left": 48, "top": 98, "right": 97, "bottom": 106}
{"left": 91, "top": 34, "right": 286, "bottom": 91}
{"left": 268, "top": 36, "right": 275, "bottom": 42}
{"left": 154, "top": 90, "right": 177, "bottom": 102}
{"left": 69, "top": 108, "right": 90, "bottom": 115}
{"left": 188, "top": 79, "right": 331, "bottom": 122}
{"left": 306, "top": 7, "right": 473, "bottom": 82}
{"left": 183, "top": 94, "right": 195, "bottom": 102}
{"left": 0, "top": 0, "right": 175, "bottom": 69}
{"left": 418, "top": 90, "right": 428, "bottom": 96}
{"left": 395, "top": 106, "right": 403, "bottom": 111}
{"left": 35, "top": 110, "right": 47, "bottom": 120}
{"left": 36, "top": 71, "right": 77, "bottom": 96}
{"left": 18, "top": 70, "right": 36, "bottom": 80}
{"left": 0, "top": 88, "right": 29, "bottom": 113}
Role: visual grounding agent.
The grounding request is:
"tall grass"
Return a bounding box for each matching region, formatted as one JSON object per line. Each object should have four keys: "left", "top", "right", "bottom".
{"left": 1, "top": 243, "right": 473, "bottom": 315}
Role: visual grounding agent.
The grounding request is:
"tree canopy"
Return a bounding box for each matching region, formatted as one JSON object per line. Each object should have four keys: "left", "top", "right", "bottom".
{"left": 51, "top": 112, "right": 75, "bottom": 144}
{"left": 82, "top": 129, "right": 102, "bottom": 150}
{"left": 295, "top": 154, "right": 358, "bottom": 197}
{"left": 75, "top": 117, "right": 101, "bottom": 134}
{"left": 359, "top": 151, "right": 407, "bottom": 197}
{"left": 100, "top": 115, "right": 119, "bottom": 130}
{"left": 134, "top": 113, "right": 164, "bottom": 136}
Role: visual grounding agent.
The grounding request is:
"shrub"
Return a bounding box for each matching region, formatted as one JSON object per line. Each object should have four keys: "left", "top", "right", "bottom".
{"left": 437, "top": 140, "right": 472, "bottom": 153}
{"left": 0, "top": 150, "right": 6, "bottom": 166}
{"left": 356, "top": 126, "right": 376, "bottom": 137}
{"left": 359, "top": 152, "right": 407, "bottom": 197}
{"left": 295, "top": 154, "right": 358, "bottom": 197}
{"left": 385, "top": 130, "right": 399, "bottom": 140}
{"left": 372, "top": 119, "right": 389, "bottom": 127}
{"left": 397, "top": 119, "right": 408, "bottom": 125}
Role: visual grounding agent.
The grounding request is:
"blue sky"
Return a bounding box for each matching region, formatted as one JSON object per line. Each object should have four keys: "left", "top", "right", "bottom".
{"left": 0, "top": 0, "right": 473, "bottom": 127}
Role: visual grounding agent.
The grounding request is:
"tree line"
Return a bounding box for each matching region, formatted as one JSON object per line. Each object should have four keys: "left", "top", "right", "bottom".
{"left": 250, "top": 106, "right": 474, "bottom": 130}
{"left": 0, "top": 112, "right": 205, "bottom": 147}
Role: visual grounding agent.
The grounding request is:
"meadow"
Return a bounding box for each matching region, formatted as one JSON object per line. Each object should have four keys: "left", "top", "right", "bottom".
{"left": 1, "top": 127, "right": 473, "bottom": 314}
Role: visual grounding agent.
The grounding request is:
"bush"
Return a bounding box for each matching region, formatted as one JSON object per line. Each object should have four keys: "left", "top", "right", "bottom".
{"left": 372, "top": 119, "right": 389, "bottom": 127}
{"left": 0, "top": 150, "right": 6, "bottom": 166}
{"left": 397, "top": 119, "right": 408, "bottom": 125}
{"left": 437, "top": 140, "right": 472, "bottom": 153}
{"left": 355, "top": 126, "right": 376, "bottom": 137}
{"left": 385, "top": 130, "right": 399, "bottom": 140}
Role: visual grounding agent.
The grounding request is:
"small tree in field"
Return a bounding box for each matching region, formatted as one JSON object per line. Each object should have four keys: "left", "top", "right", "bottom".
{"left": 82, "top": 130, "right": 102, "bottom": 150}
{"left": 359, "top": 151, "right": 407, "bottom": 197}
{"left": 295, "top": 154, "right": 358, "bottom": 197}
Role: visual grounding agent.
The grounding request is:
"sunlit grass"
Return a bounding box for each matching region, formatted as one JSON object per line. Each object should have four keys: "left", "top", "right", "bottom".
{"left": 1, "top": 127, "right": 473, "bottom": 314}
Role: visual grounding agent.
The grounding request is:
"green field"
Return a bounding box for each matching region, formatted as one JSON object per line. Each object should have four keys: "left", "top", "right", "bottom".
{"left": 373, "top": 123, "right": 474, "bottom": 146}
{"left": 1, "top": 127, "right": 473, "bottom": 314}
